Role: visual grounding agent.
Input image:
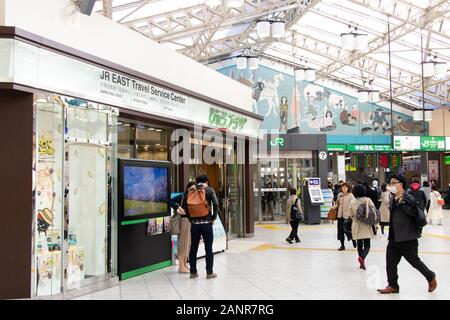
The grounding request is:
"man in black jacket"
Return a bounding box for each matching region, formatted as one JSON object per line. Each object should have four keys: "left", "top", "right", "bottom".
{"left": 378, "top": 174, "right": 437, "bottom": 294}
{"left": 188, "top": 175, "right": 220, "bottom": 280}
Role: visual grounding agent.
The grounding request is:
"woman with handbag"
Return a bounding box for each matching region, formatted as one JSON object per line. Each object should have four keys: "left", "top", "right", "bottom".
{"left": 336, "top": 182, "right": 356, "bottom": 251}
{"left": 428, "top": 185, "right": 444, "bottom": 225}
{"left": 350, "top": 184, "right": 376, "bottom": 270}
{"left": 170, "top": 181, "right": 196, "bottom": 273}
{"left": 379, "top": 183, "right": 391, "bottom": 236}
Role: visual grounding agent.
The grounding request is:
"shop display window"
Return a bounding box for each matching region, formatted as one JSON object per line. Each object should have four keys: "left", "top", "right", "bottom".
{"left": 33, "top": 98, "right": 64, "bottom": 296}
{"left": 32, "top": 93, "right": 116, "bottom": 297}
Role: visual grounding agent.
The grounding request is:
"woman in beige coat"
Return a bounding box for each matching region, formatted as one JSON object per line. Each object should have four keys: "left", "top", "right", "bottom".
{"left": 379, "top": 183, "right": 391, "bottom": 236}
{"left": 350, "top": 184, "right": 375, "bottom": 270}
{"left": 336, "top": 182, "right": 356, "bottom": 251}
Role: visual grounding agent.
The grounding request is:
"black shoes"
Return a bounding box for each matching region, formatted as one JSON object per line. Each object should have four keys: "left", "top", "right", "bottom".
{"left": 286, "top": 238, "right": 293, "bottom": 244}
{"left": 352, "top": 240, "right": 357, "bottom": 248}
{"left": 338, "top": 246, "right": 345, "bottom": 251}
{"left": 207, "top": 273, "right": 217, "bottom": 279}
{"left": 295, "top": 239, "right": 301, "bottom": 243}
{"left": 190, "top": 273, "right": 198, "bottom": 279}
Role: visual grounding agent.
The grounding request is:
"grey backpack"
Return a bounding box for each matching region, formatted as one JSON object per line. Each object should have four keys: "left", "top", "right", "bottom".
{"left": 356, "top": 198, "right": 381, "bottom": 226}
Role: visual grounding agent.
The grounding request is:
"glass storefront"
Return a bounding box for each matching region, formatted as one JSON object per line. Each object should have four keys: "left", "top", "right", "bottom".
{"left": 256, "top": 153, "right": 314, "bottom": 223}
{"left": 32, "top": 93, "right": 117, "bottom": 297}
{"left": 117, "top": 119, "right": 178, "bottom": 192}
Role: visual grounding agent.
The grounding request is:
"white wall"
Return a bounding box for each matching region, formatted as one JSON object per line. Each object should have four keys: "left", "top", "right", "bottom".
{"left": 0, "top": 0, "right": 253, "bottom": 113}
{"left": 211, "top": 58, "right": 414, "bottom": 116}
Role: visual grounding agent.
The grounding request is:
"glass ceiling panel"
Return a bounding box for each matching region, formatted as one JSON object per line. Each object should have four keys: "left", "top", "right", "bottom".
{"left": 115, "top": 0, "right": 205, "bottom": 24}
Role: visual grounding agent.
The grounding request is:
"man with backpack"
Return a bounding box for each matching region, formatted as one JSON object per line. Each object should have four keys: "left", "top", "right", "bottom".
{"left": 378, "top": 174, "right": 437, "bottom": 294}
{"left": 407, "top": 178, "right": 427, "bottom": 211}
{"left": 187, "top": 175, "right": 220, "bottom": 279}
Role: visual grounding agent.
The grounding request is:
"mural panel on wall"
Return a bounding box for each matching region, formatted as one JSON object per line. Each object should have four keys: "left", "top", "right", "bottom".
{"left": 218, "top": 65, "right": 423, "bottom": 136}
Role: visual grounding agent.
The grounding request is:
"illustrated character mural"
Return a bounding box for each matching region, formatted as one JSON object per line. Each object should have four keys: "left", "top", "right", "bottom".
{"left": 279, "top": 96, "right": 289, "bottom": 132}
{"left": 220, "top": 65, "right": 422, "bottom": 135}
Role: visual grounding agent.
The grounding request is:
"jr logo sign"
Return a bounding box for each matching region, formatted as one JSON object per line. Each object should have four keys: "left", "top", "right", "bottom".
{"left": 270, "top": 138, "right": 285, "bottom": 147}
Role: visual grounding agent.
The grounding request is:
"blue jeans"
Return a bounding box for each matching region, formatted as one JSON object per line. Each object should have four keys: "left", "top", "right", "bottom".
{"left": 189, "top": 222, "right": 214, "bottom": 274}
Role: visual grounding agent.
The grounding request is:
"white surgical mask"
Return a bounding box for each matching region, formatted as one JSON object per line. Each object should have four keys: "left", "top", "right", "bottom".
{"left": 389, "top": 186, "right": 398, "bottom": 194}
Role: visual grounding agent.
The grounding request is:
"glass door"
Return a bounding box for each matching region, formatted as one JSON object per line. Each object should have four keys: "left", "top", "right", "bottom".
{"left": 224, "top": 162, "right": 244, "bottom": 237}
{"left": 63, "top": 104, "right": 111, "bottom": 290}
{"left": 65, "top": 143, "right": 108, "bottom": 289}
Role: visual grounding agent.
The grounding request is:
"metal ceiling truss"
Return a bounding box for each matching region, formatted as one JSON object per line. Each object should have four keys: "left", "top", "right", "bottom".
{"left": 97, "top": 0, "right": 449, "bottom": 109}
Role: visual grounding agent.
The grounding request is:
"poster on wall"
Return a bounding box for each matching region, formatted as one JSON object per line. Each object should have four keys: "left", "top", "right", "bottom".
{"left": 429, "top": 160, "right": 439, "bottom": 182}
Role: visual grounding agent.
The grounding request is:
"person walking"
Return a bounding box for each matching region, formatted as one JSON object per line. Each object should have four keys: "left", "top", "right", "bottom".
{"left": 429, "top": 184, "right": 444, "bottom": 225}
{"left": 170, "top": 181, "right": 196, "bottom": 273}
{"left": 371, "top": 180, "right": 382, "bottom": 209}
{"left": 422, "top": 181, "right": 431, "bottom": 212}
{"left": 188, "top": 175, "right": 220, "bottom": 279}
{"left": 264, "top": 182, "right": 275, "bottom": 221}
{"left": 336, "top": 182, "right": 356, "bottom": 251}
{"left": 378, "top": 174, "right": 437, "bottom": 294}
{"left": 350, "top": 184, "right": 376, "bottom": 270}
{"left": 379, "top": 183, "right": 391, "bottom": 236}
{"left": 285, "top": 188, "right": 303, "bottom": 243}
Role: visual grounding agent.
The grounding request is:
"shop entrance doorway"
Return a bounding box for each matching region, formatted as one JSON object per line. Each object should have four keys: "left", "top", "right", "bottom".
{"left": 189, "top": 140, "right": 245, "bottom": 239}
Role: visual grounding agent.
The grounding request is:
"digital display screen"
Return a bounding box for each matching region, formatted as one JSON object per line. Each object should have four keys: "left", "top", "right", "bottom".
{"left": 310, "top": 190, "right": 322, "bottom": 197}
{"left": 308, "top": 178, "right": 320, "bottom": 186}
{"left": 123, "top": 165, "right": 168, "bottom": 217}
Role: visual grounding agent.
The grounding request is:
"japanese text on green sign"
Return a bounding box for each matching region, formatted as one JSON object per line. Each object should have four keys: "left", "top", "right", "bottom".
{"left": 208, "top": 108, "right": 247, "bottom": 131}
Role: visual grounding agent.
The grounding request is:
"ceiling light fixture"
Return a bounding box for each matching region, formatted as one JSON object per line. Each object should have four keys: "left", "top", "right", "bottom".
{"left": 224, "top": 0, "right": 244, "bottom": 8}
{"left": 340, "top": 26, "right": 368, "bottom": 52}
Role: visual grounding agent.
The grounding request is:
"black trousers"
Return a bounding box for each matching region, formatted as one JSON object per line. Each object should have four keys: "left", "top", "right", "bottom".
{"left": 189, "top": 222, "right": 214, "bottom": 274}
{"left": 288, "top": 220, "right": 300, "bottom": 241}
{"left": 357, "top": 239, "right": 371, "bottom": 260}
{"left": 386, "top": 240, "right": 435, "bottom": 290}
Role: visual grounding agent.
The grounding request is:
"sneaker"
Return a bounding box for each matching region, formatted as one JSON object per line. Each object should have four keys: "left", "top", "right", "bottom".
{"left": 206, "top": 273, "right": 217, "bottom": 279}
{"left": 190, "top": 273, "right": 198, "bottom": 279}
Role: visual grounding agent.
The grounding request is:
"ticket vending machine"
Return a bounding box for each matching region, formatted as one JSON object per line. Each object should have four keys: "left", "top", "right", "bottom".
{"left": 302, "top": 177, "right": 324, "bottom": 224}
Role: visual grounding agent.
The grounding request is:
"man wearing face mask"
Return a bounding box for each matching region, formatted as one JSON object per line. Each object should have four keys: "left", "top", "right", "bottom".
{"left": 378, "top": 174, "right": 437, "bottom": 294}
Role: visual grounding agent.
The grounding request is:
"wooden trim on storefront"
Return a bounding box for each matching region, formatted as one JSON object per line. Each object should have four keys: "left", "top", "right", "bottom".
{"left": 0, "top": 90, "right": 34, "bottom": 299}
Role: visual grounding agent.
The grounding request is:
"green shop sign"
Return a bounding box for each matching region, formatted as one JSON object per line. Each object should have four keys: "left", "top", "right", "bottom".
{"left": 420, "top": 136, "right": 445, "bottom": 151}
{"left": 327, "top": 144, "right": 346, "bottom": 151}
{"left": 327, "top": 144, "right": 392, "bottom": 152}
{"left": 346, "top": 144, "right": 392, "bottom": 152}
{"left": 208, "top": 107, "right": 247, "bottom": 131}
{"left": 270, "top": 137, "right": 285, "bottom": 147}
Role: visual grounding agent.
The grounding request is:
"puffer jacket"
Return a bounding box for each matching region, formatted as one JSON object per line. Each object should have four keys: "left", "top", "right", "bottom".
{"left": 349, "top": 197, "right": 376, "bottom": 240}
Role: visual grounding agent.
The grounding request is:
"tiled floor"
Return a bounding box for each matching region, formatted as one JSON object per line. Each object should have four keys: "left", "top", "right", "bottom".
{"left": 73, "top": 212, "right": 450, "bottom": 300}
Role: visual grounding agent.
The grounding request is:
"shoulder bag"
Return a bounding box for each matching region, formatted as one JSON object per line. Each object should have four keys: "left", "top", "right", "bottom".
{"left": 169, "top": 195, "right": 184, "bottom": 235}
